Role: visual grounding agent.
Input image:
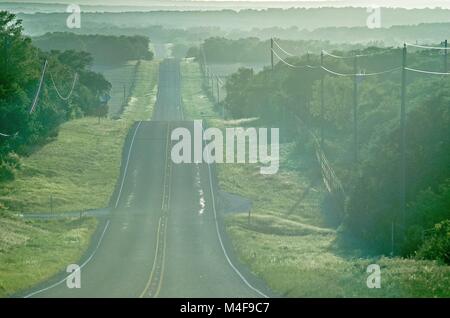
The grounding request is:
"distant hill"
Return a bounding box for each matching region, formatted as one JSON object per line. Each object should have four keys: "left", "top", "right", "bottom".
{"left": 4, "top": 1, "right": 450, "bottom": 14}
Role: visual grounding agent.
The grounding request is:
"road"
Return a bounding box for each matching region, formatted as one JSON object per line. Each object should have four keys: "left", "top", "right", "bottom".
{"left": 24, "top": 59, "right": 269, "bottom": 298}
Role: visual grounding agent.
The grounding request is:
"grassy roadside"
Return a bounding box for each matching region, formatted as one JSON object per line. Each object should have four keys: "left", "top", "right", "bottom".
{"left": 0, "top": 59, "right": 158, "bottom": 297}
{"left": 92, "top": 61, "right": 138, "bottom": 117}
{"left": 181, "top": 60, "right": 450, "bottom": 297}
{"left": 0, "top": 217, "right": 97, "bottom": 297}
{"left": 0, "top": 60, "right": 158, "bottom": 214}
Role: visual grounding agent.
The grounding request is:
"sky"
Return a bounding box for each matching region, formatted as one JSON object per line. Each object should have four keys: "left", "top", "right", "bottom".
{"left": 4, "top": 0, "right": 450, "bottom": 9}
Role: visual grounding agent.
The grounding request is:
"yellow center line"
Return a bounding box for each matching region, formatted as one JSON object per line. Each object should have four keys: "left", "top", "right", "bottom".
{"left": 139, "top": 217, "right": 162, "bottom": 298}
{"left": 154, "top": 215, "right": 168, "bottom": 298}
{"left": 155, "top": 122, "right": 172, "bottom": 297}
{"left": 139, "top": 122, "right": 172, "bottom": 298}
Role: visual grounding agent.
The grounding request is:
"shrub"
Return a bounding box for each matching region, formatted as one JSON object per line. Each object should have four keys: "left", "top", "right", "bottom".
{"left": 416, "top": 220, "right": 450, "bottom": 264}
{"left": 0, "top": 152, "right": 22, "bottom": 182}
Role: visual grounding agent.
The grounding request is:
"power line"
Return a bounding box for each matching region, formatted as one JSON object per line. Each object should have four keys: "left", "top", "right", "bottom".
{"left": 320, "top": 65, "right": 401, "bottom": 77}
{"left": 271, "top": 48, "right": 318, "bottom": 69}
{"left": 322, "top": 50, "right": 356, "bottom": 60}
{"left": 50, "top": 72, "right": 78, "bottom": 101}
{"left": 322, "top": 49, "right": 393, "bottom": 59}
{"left": 272, "top": 39, "right": 294, "bottom": 57}
{"left": 405, "top": 67, "right": 450, "bottom": 75}
{"left": 405, "top": 42, "right": 450, "bottom": 50}
{"left": 29, "top": 60, "right": 48, "bottom": 114}
{"left": 0, "top": 132, "right": 18, "bottom": 138}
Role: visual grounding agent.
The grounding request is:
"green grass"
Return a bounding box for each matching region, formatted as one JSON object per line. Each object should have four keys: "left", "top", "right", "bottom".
{"left": 181, "top": 60, "right": 450, "bottom": 298}
{"left": 93, "top": 61, "right": 138, "bottom": 117}
{"left": 0, "top": 216, "right": 97, "bottom": 297}
{"left": 122, "top": 60, "right": 159, "bottom": 121}
{"left": 0, "top": 118, "right": 129, "bottom": 214}
{"left": 0, "top": 59, "right": 158, "bottom": 297}
{"left": 223, "top": 163, "right": 450, "bottom": 297}
{"left": 0, "top": 60, "right": 158, "bottom": 214}
{"left": 181, "top": 60, "right": 221, "bottom": 123}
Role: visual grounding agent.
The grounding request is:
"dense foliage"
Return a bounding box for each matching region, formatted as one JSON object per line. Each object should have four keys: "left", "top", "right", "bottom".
{"left": 191, "top": 37, "right": 369, "bottom": 63}
{"left": 33, "top": 32, "right": 153, "bottom": 64}
{"left": 0, "top": 11, "right": 111, "bottom": 180}
{"left": 10, "top": 9, "right": 450, "bottom": 47}
{"left": 221, "top": 45, "right": 450, "bottom": 263}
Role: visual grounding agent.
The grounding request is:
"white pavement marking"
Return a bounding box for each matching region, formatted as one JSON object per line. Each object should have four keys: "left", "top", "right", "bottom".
{"left": 24, "top": 220, "right": 110, "bottom": 298}
{"left": 115, "top": 121, "right": 142, "bottom": 208}
{"left": 202, "top": 123, "right": 269, "bottom": 298}
{"left": 25, "top": 120, "right": 143, "bottom": 298}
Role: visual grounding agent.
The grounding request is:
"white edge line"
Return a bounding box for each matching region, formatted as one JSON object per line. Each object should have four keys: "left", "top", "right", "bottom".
{"left": 24, "top": 120, "right": 142, "bottom": 298}
{"left": 24, "top": 220, "right": 110, "bottom": 298}
{"left": 201, "top": 123, "right": 269, "bottom": 298}
{"left": 115, "top": 121, "right": 142, "bottom": 208}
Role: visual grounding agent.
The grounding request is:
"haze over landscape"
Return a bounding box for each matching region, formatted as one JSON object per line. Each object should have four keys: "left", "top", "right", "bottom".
{"left": 4, "top": 0, "right": 450, "bottom": 10}
{"left": 0, "top": 0, "right": 449, "bottom": 302}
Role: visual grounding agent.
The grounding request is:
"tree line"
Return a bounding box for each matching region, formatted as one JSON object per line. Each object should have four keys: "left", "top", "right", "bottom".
{"left": 33, "top": 32, "right": 153, "bottom": 65}
{"left": 0, "top": 11, "right": 111, "bottom": 181}
{"left": 189, "top": 37, "right": 370, "bottom": 63}
{"left": 221, "top": 45, "right": 450, "bottom": 264}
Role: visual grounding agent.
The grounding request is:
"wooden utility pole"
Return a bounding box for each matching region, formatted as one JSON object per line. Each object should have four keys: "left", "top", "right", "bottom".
{"left": 444, "top": 39, "right": 448, "bottom": 73}
{"left": 353, "top": 56, "right": 359, "bottom": 163}
{"left": 216, "top": 75, "right": 220, "bottom": 105}
{"left": 123, "top": 85, "right": 126, "bottom": 105}
{"left": 320, "top": 50, "right": 325, "bottom": 150}
{"left": 400, "top": 43, "right": 407, "bottom": 226}
{"left": 210, "top": 74, "right": 214, "bottom": 98}
{"left": 271, "top": 38, "right": 274, "bottom": 70}
{"left": 3, "top": 37, "right": 7, "bottom": 75}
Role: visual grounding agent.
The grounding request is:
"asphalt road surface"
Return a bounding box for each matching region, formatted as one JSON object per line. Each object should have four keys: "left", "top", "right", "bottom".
{"left": 24, "top": 59, "right": 269, "bottom": 298}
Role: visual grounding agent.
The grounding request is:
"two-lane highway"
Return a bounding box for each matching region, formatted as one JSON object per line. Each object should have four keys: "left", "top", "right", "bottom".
{"left": 24, "top": 59, "right": 268, "bottom": 298}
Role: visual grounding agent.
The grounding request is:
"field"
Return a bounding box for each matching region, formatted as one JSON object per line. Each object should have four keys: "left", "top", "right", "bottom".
{"left": 0, "top": 59, "right": 158, "bottom": 297}
{"left": 0, "top": 60, "right": 158, "bottom": 214}
{"left": 0, "top": 216, "right": 97, "bottom": 297}
{"left": 92, "top": 61, "right": 138, "bottom": 117}
{"left": 180, "top": 60, "right": 450, "bottom": 298}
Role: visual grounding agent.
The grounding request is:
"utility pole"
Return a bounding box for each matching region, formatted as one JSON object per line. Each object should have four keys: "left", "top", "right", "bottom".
{"left": 353, "top": 56, "right": 359, "bottom": 163}
{"left": 271, "top": 38, "right": 274, "bottom": 71}
{"left": 4, "top": 36, "right": 10, "bottom": 77}
{"left": 444, "top": 39, "right": 448, "bottom": 73}
{"left": 391, "top": 221, "right": 395, "bottom": 256}
{"left": 210, "top": 74, "right": 214, "bottom": 98}
{"left": 320, "top": 50, "right": 325, "bottom": 150}
{"left": 3, "top": 36, "right": 7, "bottom": 76}
{"left": 216, "top": 75, "right": 220, "bottom": 106}
{"left": 400, "top": 43, "right": 407, "bottom": 228}
{"left": 123, "top": 85, "right": 126, "bottom": 106}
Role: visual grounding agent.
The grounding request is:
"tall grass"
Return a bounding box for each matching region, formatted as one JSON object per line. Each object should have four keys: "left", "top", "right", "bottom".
{"left": 0, "top": 60, "right": 158, "bottom": 297}
{"left": 181, "top": 60, "right": 450, "bottom": 298}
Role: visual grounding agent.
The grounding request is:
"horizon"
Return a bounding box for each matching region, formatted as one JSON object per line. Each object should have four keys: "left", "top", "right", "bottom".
{"left": 3, "top": 0, "right": 450, "bottom": 10}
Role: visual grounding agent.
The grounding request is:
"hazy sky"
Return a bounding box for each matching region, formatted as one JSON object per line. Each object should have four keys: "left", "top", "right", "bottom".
{"left": 5, "top": 0, "right": 450, "bottom": 9}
